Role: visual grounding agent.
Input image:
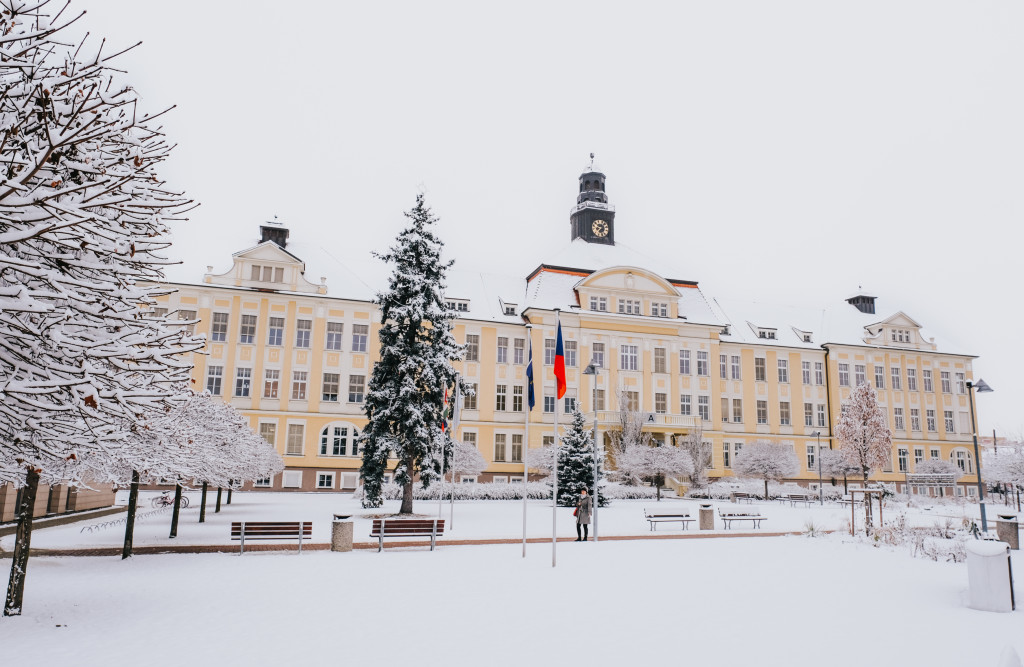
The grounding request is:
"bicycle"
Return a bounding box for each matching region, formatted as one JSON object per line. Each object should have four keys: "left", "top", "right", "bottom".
{"left": 151, "top": 492, "right": 190, "bottom": 509}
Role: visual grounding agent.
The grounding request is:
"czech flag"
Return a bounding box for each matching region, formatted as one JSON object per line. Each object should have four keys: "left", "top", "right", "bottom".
{"left": 554, "top": 321, "right": 567, "bottom": 400}
{"left": 526, "top": 338, "right": 536, "bottom": 410}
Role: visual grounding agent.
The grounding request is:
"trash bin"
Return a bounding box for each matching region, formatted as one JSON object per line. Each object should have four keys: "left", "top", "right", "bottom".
{"left": 699, "top": 503, "right": 714, "bottom": 531}
{"left": 996, "top": 514, "right": 1019, "bottom": 550}
{"left": 966, "top": 541, "right": 1015, "bottom": 612}
{"left": 331, "top": 514, "right": 353, "bottom": 552}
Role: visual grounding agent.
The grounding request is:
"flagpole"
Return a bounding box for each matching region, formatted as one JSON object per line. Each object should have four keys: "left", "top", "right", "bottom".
{"left": 552, "top": 309, "right": 561, "bottom": 568}
{"left": 523, "top": 324, "right": 533, "bottom": 558}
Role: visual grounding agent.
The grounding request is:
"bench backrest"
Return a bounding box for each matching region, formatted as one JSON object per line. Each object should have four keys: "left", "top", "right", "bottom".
{"left": 372, "top": 518, "right": 445, "bottom": 535}
{"left": 644, "top": 510, "right": 691, "bottom": 518}
{"left": 231, "top": 521, "right": 312, "bottom": 539}
{"left": 718, "top": 509, "right": 761, "bottom": 517}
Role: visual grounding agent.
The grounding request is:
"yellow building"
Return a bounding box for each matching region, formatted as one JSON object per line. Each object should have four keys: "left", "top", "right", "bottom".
{"left": 154, "top": 168, "right": 981, "bottom": 496}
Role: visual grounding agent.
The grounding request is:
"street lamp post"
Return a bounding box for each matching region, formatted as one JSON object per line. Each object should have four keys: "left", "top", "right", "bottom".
{"left": 966, "top": 379, "right": 994, "bottom": 532}
{"left": 812, "top": 431, "right": 823, "bottom": 505}
{"left": 583, "top": 359, "right": 600, "bottom": 542}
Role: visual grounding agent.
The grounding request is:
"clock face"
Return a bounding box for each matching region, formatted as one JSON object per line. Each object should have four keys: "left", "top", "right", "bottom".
{"left": 592, "top": 219, "right": 609, "bottom": 237}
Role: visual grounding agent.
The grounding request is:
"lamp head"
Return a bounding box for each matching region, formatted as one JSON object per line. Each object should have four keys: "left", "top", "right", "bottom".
{"left": 583, "top": 360, "right": 599, "bottom": 376}
{"left": 968, "top": 379, "right": 994, "bottom": 393}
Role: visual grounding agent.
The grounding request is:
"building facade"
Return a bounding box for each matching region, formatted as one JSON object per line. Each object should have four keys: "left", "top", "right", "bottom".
{"left": 154, "top": 167, "right": 981, "bottom": 496}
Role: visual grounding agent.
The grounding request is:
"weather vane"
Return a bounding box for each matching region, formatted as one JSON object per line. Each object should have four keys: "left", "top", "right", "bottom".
{"left": 588, "top": 152, "right": 595, "bottom": 170}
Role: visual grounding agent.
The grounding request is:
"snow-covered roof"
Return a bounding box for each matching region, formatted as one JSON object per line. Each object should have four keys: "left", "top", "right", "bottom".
{"left": 528, "top": 238, "right": 698, "bottom": 285}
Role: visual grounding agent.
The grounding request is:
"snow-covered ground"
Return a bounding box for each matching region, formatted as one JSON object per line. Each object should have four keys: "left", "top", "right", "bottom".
{"left": 1, "top": 535, "right": 1020, "bottom": 665}
{"left": 2, "top": 490, "right": 1013, "bottom": 550}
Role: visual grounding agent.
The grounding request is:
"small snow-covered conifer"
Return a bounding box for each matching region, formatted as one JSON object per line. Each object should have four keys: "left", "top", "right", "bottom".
{"left": 556, "top": 408, "right": 607, "bottom": 507}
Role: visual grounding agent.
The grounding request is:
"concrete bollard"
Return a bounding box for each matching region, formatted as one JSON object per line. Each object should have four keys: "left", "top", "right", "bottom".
{"left": 699, "top": 503, "right": 714, "bottom": 531}
{"left": 996, "top": 515, "right": 1019, "bottom": 550}
{"left": 331, "top": 516, "right": 354, "bottom": 552}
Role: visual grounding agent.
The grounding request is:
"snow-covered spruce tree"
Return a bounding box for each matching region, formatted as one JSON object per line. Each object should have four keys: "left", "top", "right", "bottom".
{"left": 556, "top": 408, "right": 607, "bottom": 507}
{"left": 733, "top": 440, "right": 801, "bottom": 500}
{"left": 358, "top": 195, "right": 466, "bottom": 513}
{"left": 835, "top": 383, "right": 892, "bottom": 485}
{"left": 0, "top": 2, "right": 201, "bottom": 615}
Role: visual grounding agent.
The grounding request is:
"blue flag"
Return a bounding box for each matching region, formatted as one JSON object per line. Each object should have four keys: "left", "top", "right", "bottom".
{"left": 526, "top": 337, "right": 535, "bottom": 410}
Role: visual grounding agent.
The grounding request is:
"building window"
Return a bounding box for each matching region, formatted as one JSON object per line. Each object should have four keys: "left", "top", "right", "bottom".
{"left": 806, "top": 444, "right": 816, "bottom": 470}
{"left": 317, "top": 473, "right": 335, "bottom": 489}
{"left": 263, "top": 369, "right": 280, "bottom": 399}
{"left": 322, "top": 373, "right": 340, "bottom": 402}
{"left": 944, "top": 410, "right": 955, "bottom": 433}
{"left": 891, "top": 367, "right": 902, "bottom": 391}
{"left": 940, "top": 371, "right": 951, "bottom": 394}
{"left": 351, "top": 324, "right": 369, "bottom": 353}
{"left": 651, "top": 302, "right": 668, "bottom": 318}
{"left": 698, "top": 396, "right": 710, "bottom": 422}
{"left": 814, "top": 362, "right": 824, "bottom": 385}
{"left": 838, "top": 363, "right": 850, "bottom": 387}
{"left": 458, "top": 334, "right": 478, "bottom": 362}
{"left": 930, "top": 447, "right": 940, "bottom": 460}
{"left": 777, "top": 359, "right": 789, "bottom": 384}
{"left": 495, "top": 384, "right": 507, "bottom": 411}
{"left": 494, "top": 434, "right": 507, "bottom": 462}
{"left": 206, "top": 365, "right": 223, "bottom": 395}
{"left": 268, "top": 317, "right": 284, "bottom": 346}
{"left": 680, "top": 394, "right": 691, "bottom": 416}
{"left": 239, "top": 314, "right": 257, "bottom": 344}
{"left": 464, "top": 383, "right": 478, "bottom": 410}
{"left": 620, "top": 345, "right": 639, "bottom": 371}
{"left": 894, "top": 407, "right": 905, "bottom": 431}
{"left": 732, "top": 399, "right": 743, "bottom": 423}
{"left": 513, "top": 338, "right": 525, "bottom": 364}
{"left": 874, "top": 366, "right": 885, "bottom": 389}
{"left": 955, "top": 372, "right": 966, "bottom": 394}
{"left": 731, "top": 356, "right": 742, "bottom": 380}
{"left": 595, "top": 389, "right": 605, "bottom": 411}
{"left": 954, "top": 449, "right": 971, "bottom": 473}
{"left": 511, "top": 434, "right": 523, "bottom": 463}
{"left": 923, "top": 369, "right": 934, "bottom": 392}
{"left": 679, "top": 349, "right": 691, "bottom": 374}
{"left": 512, "top": 385, "right": 524, "bottom": 412}
{"left": 620, "top": 391, "right": 639, "bottom": 412}
{"left": 234, "top": 368, "right": 252, "bottom": 397}
{"left": 254, "top": 476, "right": 273, "bottom": 488}
{"left": 176, "top": 309, "right": 197, "bottom": 335}
{"left": 804, "top": 403, "right": 813, "bottom": 427}
{"left": 723, "top": 443, "right": 731, "bottom": 469}
{"left": 696, "top": 351, "right": 709, "bottom": 376}
{"left": 914, "top": 447, "right": 924, "bottom": 464}
{"left": 754, "top": 357, "right": 766, "bottom": 382}
{"left": 906, "top": 368, "right": 917, "bottom": 392}
{"left": 211, "top": 312, "right": 229, "bottom": 342}
{"left": 291, "top": 371, "right": 307, "bottom": 400}
{"left": 618, "top": 299, "right": 641, "bottom": 315}
{"left": 655, "top": 393, "right": 667, "bottom": 414}
{"left": 592, "top": 342, "right": 605, "bottom": 368}
{"left": 544, "top": 339, "right": 555, "bottom": 365}
{"left": 801, "top": 361, "right": 811, "bottom": 385}
{"left": 721, "top": 397, "right": 730, "bottom": 423}
{"left": 295, "top": 319, "right": 312, "bottom": 349}
{"left": 926, "top": 409, "right": 936, "bottom": 432}
{"left": 564, "top": 393, "right": 577, "bottom": 414}
{"left": 320, "top": 425, "right": 358, "bottom": 457}
{"left": 543, "top": 395, "right": 555, "bottom": 413}
{"left": 779, "top": 401, "right": 791, "bottom": 426}
{"left": 720, "top": 354, "right": 728, "bottom": 379}
{"left": 286, "top": 423, "right": 304, "bottom": 456}
{"left": 258, "top": 422, "right": 277, "bottom": 446}
{"left": 854, "top": 364, "right": 865, "bottom": 387}
{"left": 326, "top": 322, "right": 344, "bottom": 351}
{"left": 589, "top": 296, "right": 608, "bottom": 312}
{"left": 910, "top": 408, "right": 921, "bottom": 432}
{"left": 756, "top": 400, "right": 768, "bottom": 425}
{"left": 565, "top": 340, "right": 577, "bottom": 367}
{"left": 348, "top": 375, "right": 365, "bottom": 403}
{"left": 817, "top": 404, "right": 826, "bottom": 428}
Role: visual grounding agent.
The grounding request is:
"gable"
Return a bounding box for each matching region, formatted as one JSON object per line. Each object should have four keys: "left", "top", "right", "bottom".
{"left": 578, "top": 266, "right": 679, "bottom": 297}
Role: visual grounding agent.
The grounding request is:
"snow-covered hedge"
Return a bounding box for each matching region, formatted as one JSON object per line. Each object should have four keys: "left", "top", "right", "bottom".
{"left": 355, "top": 481, "right": 657, "bottom": 502}
{"left": 686, "top": 479, "right": 847, "bottom": 501}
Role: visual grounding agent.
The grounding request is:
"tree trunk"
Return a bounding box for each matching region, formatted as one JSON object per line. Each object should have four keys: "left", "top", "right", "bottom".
{"left": 863, "top": 470, "right": 872, "bottom": 532}
{"left": 400, "top": 462, "right": 415, "bottom": 514}
{"left": 169, "top": 483, "right": 183, "bottom": 538}
{"left": 215, "top": 487, "right": 222, "bottom": 513}
{"left": 764, "top": 478, "right": 770, "bottom": 501}
{"left": 121, "top": 470, "right": 140, "bottom": 560}
{"left": 843, "top": 474, "right": 848, "bottom": 494}
{"left": 199, "top": 482, "right": 208, "bottom": 523}
{"left": 4, "top": 468, "right": 40, "bottom": 616}
{"left": 227, "top": 481, "right": 233, "bottom": 504}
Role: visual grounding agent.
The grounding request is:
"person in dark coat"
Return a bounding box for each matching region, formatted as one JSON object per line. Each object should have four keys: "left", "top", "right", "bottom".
{"left": 575, "top": 489, "right": 593, "bottom": 541}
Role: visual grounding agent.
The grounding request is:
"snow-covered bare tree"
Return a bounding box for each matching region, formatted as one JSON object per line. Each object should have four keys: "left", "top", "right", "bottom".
{"left": 358, "top": 195, "right": 466, "bottom": 513}
{"left": 0, "top": 2, "right": 201, "bottom": 615}
{"left": 615, "top": 438, "right": 692, "bottom": 501}
{"left": 819, "top": 447, "right": 861, "bottom": 494}
{"left": 607, "top": 388, "right": 650, "bottom": 484}
{"left": 448, "top": 437, "right": 487, "bottom": 481}
{"left": 733, "top": 440, "right": 800, "bottom": 500}
{"left": 676, "top": 421, "right": 711, "bottom": 490}
{"left": 835, "top": 383, "right": 893, "bottom": 485}
{"left": 913, "top": 458, "right": 964, "bottom": 480}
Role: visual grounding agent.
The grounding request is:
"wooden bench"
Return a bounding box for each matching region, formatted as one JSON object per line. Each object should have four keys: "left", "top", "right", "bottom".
{"left": 230, "top": 521, "right": 312, "bottom": 554}
{"left": 718, "top": 509, "right": 766, "bottom": 530}
{"left": 370, "top": 518, "right": 445, "bottom": 551}
{"left": 777, "top": 493, "right": 814, "bottom": 507}
{"left": 730, "top": 492, "right": 755, "bottom": 504}
{"left": 644, "top": 508, "right": 695, "bottom": 531}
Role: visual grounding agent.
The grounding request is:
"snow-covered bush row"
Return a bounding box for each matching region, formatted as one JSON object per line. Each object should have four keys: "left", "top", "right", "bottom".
{"left": 687, "top": 479, "right": 847, "bottom": 501}
{"left": 356, "top": 481, "right": 657, "bottom": 502}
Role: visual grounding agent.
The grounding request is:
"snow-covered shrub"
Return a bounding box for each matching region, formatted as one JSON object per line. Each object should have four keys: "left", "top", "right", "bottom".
{"left": 355, "top": 481, "right": 657, "bottom": 502}
{"left": 687, "top": 479, "right": 844, "bottom": 501}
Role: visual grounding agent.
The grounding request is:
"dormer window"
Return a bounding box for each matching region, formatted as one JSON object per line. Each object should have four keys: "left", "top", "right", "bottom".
{"left": 651, "top": 302, "right": 668, "bottom": 318}
{"left": 445, "top": 299, "right": 469, "bottom": 312}
{"left": 757, "top": 328, "right": 777, "bottom": 340}
{"left": 890, "top": 328, "right": 912, "bottom": 343}
{"left": 503, "top": 303, "right": 517, "bottom": 316}
{"left": 618, "top": 299, "right": 641, "bottom": 315}
{"left": 589, "top": 296, "right": 608, "bottom": 312}
{"left": 792, "top": 327, "right": 813, "bottom": 343}
{"left": 250, "top": 264, "right": 284, "bottom": 283}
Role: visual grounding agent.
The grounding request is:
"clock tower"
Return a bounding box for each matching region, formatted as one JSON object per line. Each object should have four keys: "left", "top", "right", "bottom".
{"left": 569, "top": 156, "right": 616, "bottom": 245}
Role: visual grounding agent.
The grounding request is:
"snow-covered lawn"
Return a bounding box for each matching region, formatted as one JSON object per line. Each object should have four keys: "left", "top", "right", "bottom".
{"left": 2, "top": 490, "right": 1008, "bottom": 550}
{"left": 0, "top": 536, "right": 1020, "bottom": 665}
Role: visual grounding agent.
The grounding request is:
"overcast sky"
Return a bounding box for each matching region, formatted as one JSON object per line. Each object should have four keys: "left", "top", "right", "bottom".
{"left": 81, "top": 0, "right": 1022, "bottom": 435}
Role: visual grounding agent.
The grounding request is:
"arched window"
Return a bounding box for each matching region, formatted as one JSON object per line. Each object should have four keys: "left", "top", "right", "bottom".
{"left": 319, "top": 422, "right": 360, "bottom": 457}
{"left": 951, "top": 448, "right": 972, "bottom": 474}
{"left": 585, "top": 180, "right": 591, "bottom": 190}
